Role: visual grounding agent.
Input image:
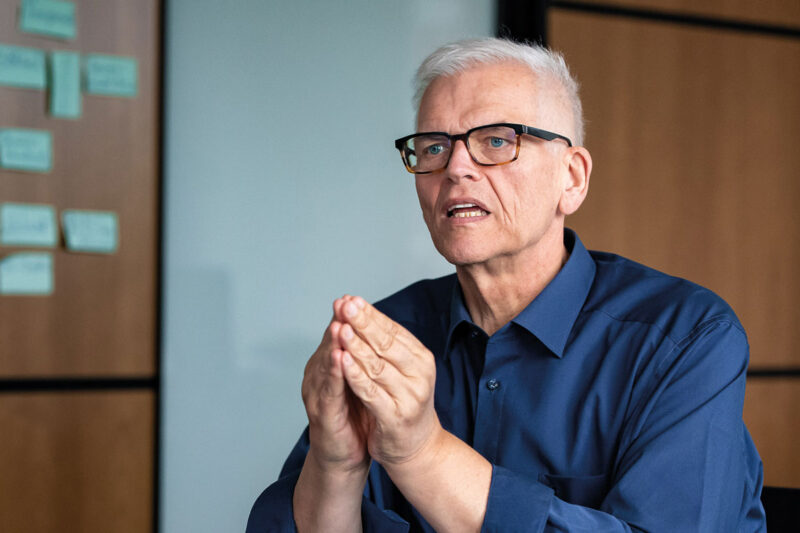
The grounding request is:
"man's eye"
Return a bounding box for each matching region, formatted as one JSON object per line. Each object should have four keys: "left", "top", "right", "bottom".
{"left": 489, "top": 137, "right": 507, "bottom": 148}
{"left": 425, "top": 144, "right": 445, "bottom": 155}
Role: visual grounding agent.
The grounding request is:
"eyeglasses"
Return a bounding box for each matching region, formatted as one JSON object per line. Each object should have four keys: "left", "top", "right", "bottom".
{"left": 394, "top": 122, "right": 572, "bottom": 174}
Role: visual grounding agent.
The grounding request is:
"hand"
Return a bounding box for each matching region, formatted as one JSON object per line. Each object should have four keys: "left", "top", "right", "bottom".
{"left": 334, "top": 295, "right": 441, "bottom": 467}
{"left": 300, "top": 298, "right": 371, "bottom": 476}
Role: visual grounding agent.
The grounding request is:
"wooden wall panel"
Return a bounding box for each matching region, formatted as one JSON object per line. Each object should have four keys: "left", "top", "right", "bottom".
{"left": 0, "top": 1, "right": 160, "bottom": 530}
{"left": 550, "top": 11, "right": 800, "bottom": 369}
{"left": 0, "top": 0, "right": 160, "bottom": 376}
{"left": 0, "top": 391, "right": 154, "bottom": 533}
{"left": 743, "top": 380, "right": 800, "bottom": 487}
{"left": 576, "top": 0, "right": 800, "bottom": 27}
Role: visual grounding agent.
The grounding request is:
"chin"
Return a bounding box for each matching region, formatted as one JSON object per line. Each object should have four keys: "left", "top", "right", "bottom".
{"left": 434, "top": 241, "right": 493, "bottom": 267}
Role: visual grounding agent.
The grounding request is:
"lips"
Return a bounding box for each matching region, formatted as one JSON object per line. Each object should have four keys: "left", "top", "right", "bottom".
{"left": 445, "top": 200, "right": 490, "bottom": 218}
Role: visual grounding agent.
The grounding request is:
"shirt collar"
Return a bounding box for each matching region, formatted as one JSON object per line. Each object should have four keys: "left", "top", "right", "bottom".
{"left": 445, "top": 229, "right": 596, "bottom": 359}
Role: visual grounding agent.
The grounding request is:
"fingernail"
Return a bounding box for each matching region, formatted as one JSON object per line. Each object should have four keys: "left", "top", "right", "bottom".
{"left": 343, "top": 352, "right": 353, "bottom": 366}
{"left": 345, "top": 302, "right": 357, "bottom": 318}
{"left": 354, "top": 297, "right": 366, "bottom": 309}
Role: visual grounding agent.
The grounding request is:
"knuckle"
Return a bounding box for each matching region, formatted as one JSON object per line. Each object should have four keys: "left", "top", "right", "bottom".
{"left": 394, "top": 401, "right": 417, "bottom": 426}
{"left": 376, "top": 326, "right": 398, "bottom": 353}
{"left": 318, "top": 379, "right": 333, "bottom": 399}
{"left": 415, "top": 382, "right": 433, "bottom": 405}
{"left": 367, "top": 356, "right": 386, "bottom": 379}
{"left": 363, "top": 379, "right": 380, "bottom": 401}
{"left": 393, "top": 402, "right": 407, "bottom": 423}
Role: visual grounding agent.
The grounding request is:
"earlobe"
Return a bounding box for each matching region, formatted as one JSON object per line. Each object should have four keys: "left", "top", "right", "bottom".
{"left": 559, "top": 147, "right": 592, "bottom": 216}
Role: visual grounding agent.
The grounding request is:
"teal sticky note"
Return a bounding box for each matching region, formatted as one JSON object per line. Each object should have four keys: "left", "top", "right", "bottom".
{"left": 50, "top": 51, "right": 81, "bottom": 118}
{"left": 19, "top": 0, "right": 77, "bottom": 40}
{"left": 85, "top": 54, "right": 137, "bottom": 97}
{"left": 0, "top": 43, "right": 46, "bottom": 89}
{"left": 62, "top": 210, "right": 118, "bottom": 253}
{"left": 0, "top": 252, "right": 53, "bottom": 295}
{"left": 0, "top": 203, "right": 58, "bottom": 247}
{"left": 0, "top": 129, "right": 53, "bottom": 173}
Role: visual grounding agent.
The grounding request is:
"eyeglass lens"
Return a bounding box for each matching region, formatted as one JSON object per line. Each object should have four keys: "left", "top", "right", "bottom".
{"left": 404, "top": 125, "right": 518, "bottom": 173}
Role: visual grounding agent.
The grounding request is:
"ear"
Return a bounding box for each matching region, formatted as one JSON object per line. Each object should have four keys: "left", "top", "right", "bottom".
{"left": 558, "top": 146, "right": 592, "bottom": 216}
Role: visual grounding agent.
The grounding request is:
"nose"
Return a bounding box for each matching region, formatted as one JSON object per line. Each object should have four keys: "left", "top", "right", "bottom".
{"left": 444, "top": 139, "right": 479, "bottom": 182}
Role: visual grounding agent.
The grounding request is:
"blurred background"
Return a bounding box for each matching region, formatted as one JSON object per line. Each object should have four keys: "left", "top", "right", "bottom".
{"left": 0, "top": 0, "right": 798, "bottom": 531}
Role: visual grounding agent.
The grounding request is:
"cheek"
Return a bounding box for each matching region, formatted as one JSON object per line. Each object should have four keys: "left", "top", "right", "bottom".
{"left": 499, "top": 169, "right": 561, "bottom": 228}
{"left": 415, "top": 180, "right": 438, "bottom": 221}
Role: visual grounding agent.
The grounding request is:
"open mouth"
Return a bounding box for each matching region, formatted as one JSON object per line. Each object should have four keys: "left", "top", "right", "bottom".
{"left": 447, "top": 203, "right": 490, "bottom": 218}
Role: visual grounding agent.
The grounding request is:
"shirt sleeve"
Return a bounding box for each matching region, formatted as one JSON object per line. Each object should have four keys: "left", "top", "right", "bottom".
{"left": 482, "top": 320, "right": 765, "bottom": 532}
{"left": 245, "top": 428, "right": 411, "bottom": 533}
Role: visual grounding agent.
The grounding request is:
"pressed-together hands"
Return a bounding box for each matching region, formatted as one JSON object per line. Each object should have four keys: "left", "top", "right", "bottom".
{"left": 301, "top": 295, "right": 440, "bottom": 477}
{"left": 294, "top": 295, "right": 453, "bottom": 533}
{"left": 295, "top": 295, "right": 490, "bottom": 533}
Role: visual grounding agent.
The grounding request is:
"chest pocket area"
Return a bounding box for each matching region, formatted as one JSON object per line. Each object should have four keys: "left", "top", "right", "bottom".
{"left": 538, "top": 472, "right": 610, "bottom": 509}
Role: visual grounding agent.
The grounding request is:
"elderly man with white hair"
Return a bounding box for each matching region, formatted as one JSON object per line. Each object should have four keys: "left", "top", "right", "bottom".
{"left": 247, "top": 38, "right": 766, "bottom": 532}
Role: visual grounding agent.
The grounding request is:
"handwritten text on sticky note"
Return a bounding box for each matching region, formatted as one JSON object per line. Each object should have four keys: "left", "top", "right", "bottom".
{"left": 0, "top": 203, "right": 58, "bottom": 247}
{"left": 50, "top": 51, "right": 81, "bottom": 118}
{"left": 85, "top": 54, "right": 138, "bottom": 97}
{"left": 62, "top": 210, "right": 118, "bottom": 253}
{"left": 0, "top": 129, "right": 53, "bottom": 173}
{"left": 0, "top": 43, "right": 46, "bottom": 89}
{"left": 19, "top": 0, "right": 77, "bottom": 40}
{"left": 0, "top": 252, "right": 53, "bottom": 295}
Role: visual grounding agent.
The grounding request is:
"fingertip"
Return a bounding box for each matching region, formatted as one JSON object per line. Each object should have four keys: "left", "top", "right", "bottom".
{"left": 333, "top": 296, "right": 350, "bottom": 320}
{"left": 329, "top": 348, "right": 342, "bottom": 371}
{"left": 340, "top": 323, "right": 354, "bottom": 341}
{"left": 353, "top": 296, "right": 366, "bottom": 309}
{"left": 342, "top": 350, "right": 354, "bottom": 367}
{"left": 344, "top": 300, "right": 358, "bottom": 319}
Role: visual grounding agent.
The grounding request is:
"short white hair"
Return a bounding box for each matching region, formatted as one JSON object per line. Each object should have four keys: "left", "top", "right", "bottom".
{"left": 414, "top": 38, "right": 585, "bottom": 146}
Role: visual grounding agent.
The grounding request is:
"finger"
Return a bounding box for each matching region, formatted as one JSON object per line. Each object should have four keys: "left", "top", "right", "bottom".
{"left": 318, "top": 321, "right": 342, "bottom": 371}
{"left": 339, "top": 323, "right": 403, "bottom": 387}
{"left": 341, "top": 350, "right": 395, "bottom": 420}
{"left": 318, "top": 349, "right": 348, "bottom": 403}
{"left": 333, "top": 294, "right": 356, "bottom": 324}
{"left": 342, "top": 297, "right": 419, "bottom": 373}
{"left": 332, "top": 296, "right": 349, "bottom": 325}
{"left": 304, "top": 322, "right": 344, "bottom": 404}
{"left": 307, "top": 349, "right": 351, "bottom": 430}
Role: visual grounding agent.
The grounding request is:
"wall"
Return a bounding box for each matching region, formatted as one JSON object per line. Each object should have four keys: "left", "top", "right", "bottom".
{"left": 162, "top": 1, "right": 494, "bottom": 531}
{"left": 547, "top": 1, "right": 800, "bottom": 486}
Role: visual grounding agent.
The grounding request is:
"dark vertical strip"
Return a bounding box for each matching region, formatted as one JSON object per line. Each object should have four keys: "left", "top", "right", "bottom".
{"left": 497, "top": 0, "right": 550, "bottom": 46}
{"left": 155, "top": 0, "right": 167, "bottom": 531}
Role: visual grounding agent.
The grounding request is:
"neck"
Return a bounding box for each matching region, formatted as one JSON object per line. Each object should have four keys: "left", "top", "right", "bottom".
{"left": 455, "top": 229, "right": 568, "bottom": 336}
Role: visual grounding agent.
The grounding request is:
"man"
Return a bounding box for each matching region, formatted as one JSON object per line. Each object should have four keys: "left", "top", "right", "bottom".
{"left": 247, "top": 38, "right": 766, "bottom": 532}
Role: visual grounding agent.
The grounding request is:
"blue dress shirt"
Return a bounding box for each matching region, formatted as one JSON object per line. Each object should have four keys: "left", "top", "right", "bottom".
{"left": 246, "top": 230, "right": 766, "bottom": 532}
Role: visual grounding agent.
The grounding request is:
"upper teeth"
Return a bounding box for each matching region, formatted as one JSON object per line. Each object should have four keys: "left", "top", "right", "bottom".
{"left": 451, "top": 203, "right": 477, "bottom": 209}
{"left": 453, "top": 210, "right": 485, "bottom": 218}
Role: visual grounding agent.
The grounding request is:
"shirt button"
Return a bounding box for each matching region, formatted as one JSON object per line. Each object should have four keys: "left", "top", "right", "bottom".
{"left": 470, "top": 330, "right": 480, "bottom": 338}
{"left": 486, "top": 378, "right": 500, "bottom": 391}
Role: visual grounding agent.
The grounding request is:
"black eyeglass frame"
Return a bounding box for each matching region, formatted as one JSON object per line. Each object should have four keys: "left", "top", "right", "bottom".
{"left": 393, "top": 122, "right": 573, "bottom": 174}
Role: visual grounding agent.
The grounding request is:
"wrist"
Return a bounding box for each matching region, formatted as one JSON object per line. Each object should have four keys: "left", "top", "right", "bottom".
{"left": 382, "top": 422, "right": 448, "bottom": 482}
{"left": 294, "top": 453, "right": 369, "bottom": 533}
{"left": 306, "top": 448, "right": 371, "bottom": 488}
